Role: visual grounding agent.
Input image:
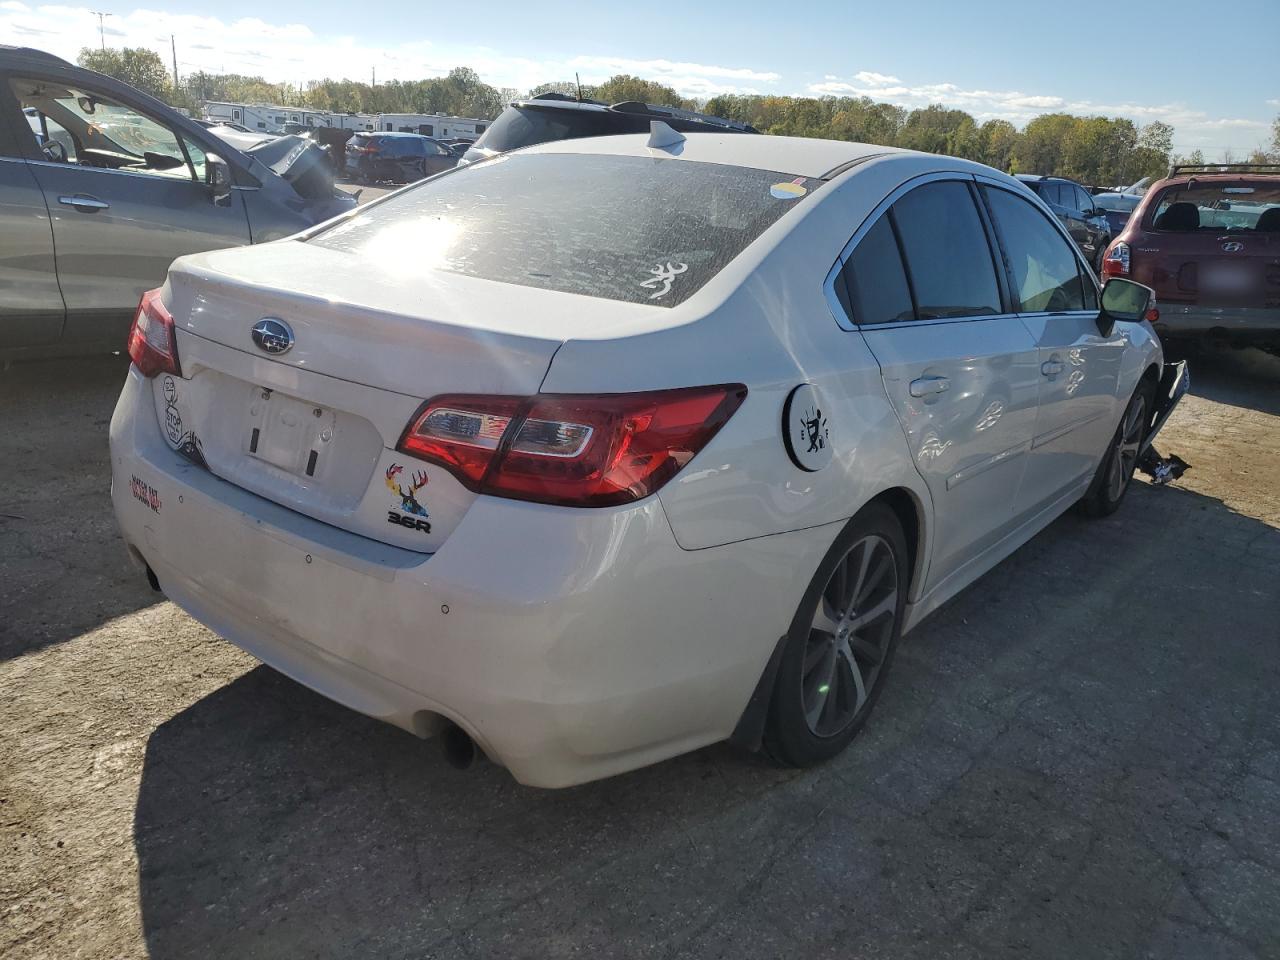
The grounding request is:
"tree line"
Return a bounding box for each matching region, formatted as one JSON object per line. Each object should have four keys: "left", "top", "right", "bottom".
{"left": 78, "top": 46, "right": 1280, "bottom": 187}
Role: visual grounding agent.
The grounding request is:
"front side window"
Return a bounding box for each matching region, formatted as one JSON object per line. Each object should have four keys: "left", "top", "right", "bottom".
{"left": 984, "top": 186, "right": 1089, "bottom": 312}
{"left": 311, "top": 153, "right": 821, "bottom": 307}
{"left": 10, "top": 77, "right": 193, "bottom": 180}
{"left": 890, "top": 180, "right": 1001, "bottom": 320}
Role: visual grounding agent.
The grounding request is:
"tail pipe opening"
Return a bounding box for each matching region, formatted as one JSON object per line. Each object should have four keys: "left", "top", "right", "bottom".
{"left": 441, "top": 721, "right": 477, "bottom": 770}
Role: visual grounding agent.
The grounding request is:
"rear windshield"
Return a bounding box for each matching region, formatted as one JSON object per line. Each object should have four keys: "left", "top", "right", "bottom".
{"left": 472, "top": 105, "right": 640, "bottom": 153}
{"left": 310, "top": 153, "right": 821, "bottom": 306}
{"left": 1150, "top": 181, "right": 1280, "bottom": 232}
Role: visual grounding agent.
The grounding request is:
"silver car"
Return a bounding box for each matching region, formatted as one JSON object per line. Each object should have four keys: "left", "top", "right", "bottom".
{"left": 0, "top": 46, "right": 356, "bottom": 360}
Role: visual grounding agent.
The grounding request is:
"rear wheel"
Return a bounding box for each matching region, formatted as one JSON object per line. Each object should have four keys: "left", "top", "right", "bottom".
{"left": 764, "top": 503, "right": 909, "bottom": 767}
{"left": 1079, "top": 379, "right": 1154, "bottom": 517}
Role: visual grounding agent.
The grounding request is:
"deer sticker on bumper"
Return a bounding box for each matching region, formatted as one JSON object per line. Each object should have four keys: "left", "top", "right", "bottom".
{"left": 385, "top": 464, "right": 432, "bottom": 533}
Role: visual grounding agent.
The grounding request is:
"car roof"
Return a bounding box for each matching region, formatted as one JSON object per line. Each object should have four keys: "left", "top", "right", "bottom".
{"left": 516, "top": 131, "right": 909, "bottom": 180}
{"left": 0, "top": 46, "right": 73, "bottom": 67}
{"left": 1015, "top": 173, "right": 1074, "bottom": 184}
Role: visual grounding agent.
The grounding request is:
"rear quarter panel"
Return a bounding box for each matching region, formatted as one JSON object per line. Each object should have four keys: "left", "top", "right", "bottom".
{"left": 541, "top": 154, "right": 945, "bottom": 584}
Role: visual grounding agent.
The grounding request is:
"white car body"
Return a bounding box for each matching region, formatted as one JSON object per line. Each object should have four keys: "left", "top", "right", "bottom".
{"left": 110, "top": 133, "right": 1165, "bottom": 787}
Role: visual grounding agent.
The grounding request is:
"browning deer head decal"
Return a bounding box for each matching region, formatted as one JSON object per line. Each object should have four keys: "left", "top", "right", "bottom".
{"left": 385, "top": 464, "right": 430, "bottom": 517}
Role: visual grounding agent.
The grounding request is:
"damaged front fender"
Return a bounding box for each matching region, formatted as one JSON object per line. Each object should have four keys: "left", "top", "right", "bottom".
{"left": 1137, "top": 360, "right": 1191, "bottom": 485}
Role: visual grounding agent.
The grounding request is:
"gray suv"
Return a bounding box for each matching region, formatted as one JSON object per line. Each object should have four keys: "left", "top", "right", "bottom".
{"left": 0, "top": 46, "right": 356, "bottom": 359}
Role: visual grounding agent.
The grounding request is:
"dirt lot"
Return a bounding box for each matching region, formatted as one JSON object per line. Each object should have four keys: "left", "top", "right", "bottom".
{"left": 2, "top": 346, "right": 1278, "bottom": 960}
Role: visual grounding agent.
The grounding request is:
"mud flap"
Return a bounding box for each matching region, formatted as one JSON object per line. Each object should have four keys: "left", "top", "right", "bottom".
{"left": 1136, "top": 360, "right": 1191, "bottom": 485}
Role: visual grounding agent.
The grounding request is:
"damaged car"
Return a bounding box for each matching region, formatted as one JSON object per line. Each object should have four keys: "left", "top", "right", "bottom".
{"left": 0, "top": 45, "right": 356, "bottom": 359}
{"left": 109, "top": 128, "right": 1187, "bottom": 787}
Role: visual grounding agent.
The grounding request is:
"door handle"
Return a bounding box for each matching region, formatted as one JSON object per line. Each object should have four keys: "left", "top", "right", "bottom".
{"left": 909, "top": 375, "right": 951, "bottom": 397}
{"left": 1041, "top": 359, "right": 1065, "bottom": 377}
{"left": 58, "top": 194, "right": 110, "bottom": 211}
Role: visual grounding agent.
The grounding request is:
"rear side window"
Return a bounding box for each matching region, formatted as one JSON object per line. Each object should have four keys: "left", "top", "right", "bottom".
{"left": 984, "top": 186, "right": 1088, "bottom": 312}
{"left": 891, "top": 180, "right": 1001, "bottom": 320}
{"left": 841, "top": 217, "right": 913, "bottom": 324}
{"left": 311, "top": 153, "right": 821, "bottom": 306}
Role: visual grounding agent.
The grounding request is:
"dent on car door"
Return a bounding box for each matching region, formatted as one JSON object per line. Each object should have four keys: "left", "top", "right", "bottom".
{"left": 980, "top": 183, "right": 1124, "bottom": 516}
{"left": 839, "top": 176, "right": 1041, "bottom": 593}
{"left": 0, "top": 78, "right": 65, "bottom": 349}
{"left": 8, "top": 73, "right": 252, "bottom": 346}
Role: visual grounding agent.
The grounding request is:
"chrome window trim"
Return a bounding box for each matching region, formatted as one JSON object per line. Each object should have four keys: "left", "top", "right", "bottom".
{"left": 824, "top": 170, "right": 1004, "bottom": 332}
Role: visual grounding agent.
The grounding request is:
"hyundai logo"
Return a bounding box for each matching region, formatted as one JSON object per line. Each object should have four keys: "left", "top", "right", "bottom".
{"left": 1222, "top": 241, "right": 1245, "bottom": 253}
{"left": 251, "top": 318, "right": 294, "bottom": 355}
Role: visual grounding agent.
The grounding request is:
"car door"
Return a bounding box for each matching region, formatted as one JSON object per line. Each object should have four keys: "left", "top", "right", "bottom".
{"left": 1053, "top": 181, "right": 1092, "bottom": 254}
{"left": 0, "top": 84, "right": 64, "bottom": 349}
{"left": 423, "top": 139, "right": 456, "bottom": 176}
{"left": 837, "top": 175, "right": 1041, "bottom": 593}
{"left": 979, "top": 181, "right": 1124, "bottom": 516}
{"left": 7, "top": 71, "right": 252, "bottom": 346}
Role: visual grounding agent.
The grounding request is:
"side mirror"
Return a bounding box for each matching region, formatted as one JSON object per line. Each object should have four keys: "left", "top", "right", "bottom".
{"left": 1098, "top": 278, "right": 1157, "bottom": 336}
{"left": 206, "top": 153, "right": 232, "bottom": 207}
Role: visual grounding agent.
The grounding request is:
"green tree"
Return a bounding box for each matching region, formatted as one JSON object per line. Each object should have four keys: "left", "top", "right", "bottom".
{"left": 977, "top": 119, "right": 1019, "bottom": 171}
{"left": 591, "top": 75, "right": 692, "bottom": 110}
{"left": 77, "top": 46, "right": 173, "bottom": 101}
{"left": 1013, "top": 113, "right": 1078, "bottom": 176}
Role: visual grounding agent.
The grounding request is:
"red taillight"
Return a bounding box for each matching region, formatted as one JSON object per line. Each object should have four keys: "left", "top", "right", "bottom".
{"left": 398, "top": 385, "right": 748, "bottom": 507}
{"left": 1102, "top": 240, "right": 1130, "bottom": 278}
{"left": 127, "top": 288, "right": 180, "bottom": 378}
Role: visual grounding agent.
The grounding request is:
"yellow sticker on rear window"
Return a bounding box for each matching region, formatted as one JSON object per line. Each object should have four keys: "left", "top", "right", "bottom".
{"left": 770, "top": 180, "right": 807, "bottom": 200}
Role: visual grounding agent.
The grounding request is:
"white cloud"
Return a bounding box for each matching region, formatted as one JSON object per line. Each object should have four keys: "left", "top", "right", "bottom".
{"left": 809, "top": 72, "right": 1269, "bottom": 152}
{"left": 0, "top": 4, "right": 778, "bottom": 98}
{"left": 1267, "top": 98, "right": 1280, "bottom": 107}
{"left": 853, "top": 71, "right": 900, "bottom": 87}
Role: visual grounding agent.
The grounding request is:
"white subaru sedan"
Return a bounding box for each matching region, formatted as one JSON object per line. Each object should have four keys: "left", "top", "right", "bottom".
{"left": 110, "top": 130, "right": 1185, "bottom": 787}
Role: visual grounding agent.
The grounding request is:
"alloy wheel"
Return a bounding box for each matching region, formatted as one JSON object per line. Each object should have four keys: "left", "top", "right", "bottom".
{"left": 1106, "top": 393, "right": 1147, "bottom": 501}
{"left": 801, "top": 534, "right": 899, "bottom": 737}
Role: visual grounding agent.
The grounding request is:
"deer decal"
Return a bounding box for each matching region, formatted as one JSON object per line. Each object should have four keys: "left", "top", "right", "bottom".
{"left": 385, "top": 464, "right": 430, "bottom": 517}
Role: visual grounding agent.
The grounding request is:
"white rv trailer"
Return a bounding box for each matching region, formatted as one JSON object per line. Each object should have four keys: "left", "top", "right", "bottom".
{"left": 375, "top": 113, "right": 489, "bottom": 139}
{"left": 201, "top": 101, "right": 378, "bottom": 133}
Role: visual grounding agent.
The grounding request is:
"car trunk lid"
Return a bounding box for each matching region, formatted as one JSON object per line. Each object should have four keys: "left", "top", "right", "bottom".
{"left": 153, "top": 241, "right": 593, "bottom": 553}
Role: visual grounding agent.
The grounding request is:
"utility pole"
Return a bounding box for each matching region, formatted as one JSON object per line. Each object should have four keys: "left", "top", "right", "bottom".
{"left": 90, "top": 11, "right": 112, "bottom": 51}
{"left": 371, "top": 66, "right": 376, "bottom": 87}
{"left": 170, "top": 34, "right": 179, "bottom": 90}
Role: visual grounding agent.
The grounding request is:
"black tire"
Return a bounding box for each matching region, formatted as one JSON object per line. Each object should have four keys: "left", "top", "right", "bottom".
{"left": 1093, "top": 242, "right": 1109, "bottom": 275}
{"left": 1079, "top": 378, "right": 1155, "bottom": 518}
{"left": 763, "top": 502, "right": 909, "bottom": 767}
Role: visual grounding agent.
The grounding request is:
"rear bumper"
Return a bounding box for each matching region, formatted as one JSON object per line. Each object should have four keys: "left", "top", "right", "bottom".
{"left": 109, "top": 368, "right": 833, "bottom": 787}
{"left": 1153, "top": 305, "right": 1280, "bottom": 342}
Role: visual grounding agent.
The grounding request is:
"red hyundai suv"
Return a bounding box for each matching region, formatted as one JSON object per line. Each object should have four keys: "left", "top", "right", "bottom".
{"left": 1101, "top": 164, "right": 1280, "bottom": 354}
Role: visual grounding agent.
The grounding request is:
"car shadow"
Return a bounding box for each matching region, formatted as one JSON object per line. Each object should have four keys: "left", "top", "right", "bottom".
{"left": 1171, "top": 344, "right": 1280, "bottom": 416}
{"left": 132, "top": 477, "right": 1280, "bottom": 958}
{"left": 0, "top": 354, "right": 162, "bottom": 661}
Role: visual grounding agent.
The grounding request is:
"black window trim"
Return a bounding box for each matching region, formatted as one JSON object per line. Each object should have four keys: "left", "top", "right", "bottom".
{"left": 824, "top": 171, "right": 1018, "bottom": 331}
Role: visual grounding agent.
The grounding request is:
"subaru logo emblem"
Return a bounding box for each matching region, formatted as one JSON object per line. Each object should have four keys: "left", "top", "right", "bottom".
{"left": 1222, "top": 241, "right": 1244, "bottom": 253}
{"left": 251, "top": 318, "right": 294, "bottom": 355}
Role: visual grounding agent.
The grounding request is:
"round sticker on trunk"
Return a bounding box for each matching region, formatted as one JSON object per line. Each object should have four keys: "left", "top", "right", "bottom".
{"left": 783, "top": 383, "right": 832, "bottom": 472}
{"left": 770, "top": 181, "right": 807, "bottom": 200}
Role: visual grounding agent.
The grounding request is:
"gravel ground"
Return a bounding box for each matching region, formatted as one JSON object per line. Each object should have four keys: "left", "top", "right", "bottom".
{"left": 1, "top": 346, "right": 1278, "bottom": 960}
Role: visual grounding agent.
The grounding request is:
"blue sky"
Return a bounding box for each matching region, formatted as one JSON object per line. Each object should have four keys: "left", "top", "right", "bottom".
{"left": 4, "top": 0, "right": 1277, "bottom": 154}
